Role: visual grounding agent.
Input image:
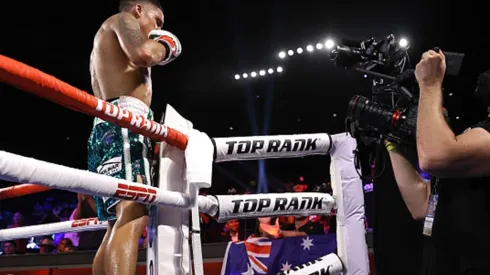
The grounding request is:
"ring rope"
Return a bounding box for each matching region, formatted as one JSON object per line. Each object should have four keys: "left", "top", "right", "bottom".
{"left": 0, "top": 218, "right": 107, "bottom": 241}
{"left": 0, "top": 54, "right": 188, "bottom": 149}
{"left": 0, "top": 150, "right": 207, "bottom": 209}
{"left": 0, "top": 183, "right": 51, "bottom": 200}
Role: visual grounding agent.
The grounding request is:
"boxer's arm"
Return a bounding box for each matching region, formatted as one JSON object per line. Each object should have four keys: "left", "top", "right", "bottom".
{"left": 112, "top": 12, "right": 167, "bottom": 67}
{"left": 387, "top": 144, "right": 430, "bottom": 220}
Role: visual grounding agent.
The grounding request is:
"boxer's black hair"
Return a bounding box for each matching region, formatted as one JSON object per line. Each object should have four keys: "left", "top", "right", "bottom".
{"left": 119, "top": 0, "right": 162, "bottom": 12}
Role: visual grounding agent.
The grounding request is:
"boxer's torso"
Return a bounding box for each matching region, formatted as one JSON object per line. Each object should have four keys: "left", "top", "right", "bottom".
{"left": 90, "top": 14, "right": 152, "bottom": 107}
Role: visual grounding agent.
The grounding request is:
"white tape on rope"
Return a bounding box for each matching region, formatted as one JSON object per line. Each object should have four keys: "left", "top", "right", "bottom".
{"left": 213, "top": 133, "right": 332, "bottom": 162}
{"left": 0, "top": 151, "right": 217, "bottom": 211}
{"left": 215, "top": 192, "right": 335, "bottom": 222}
{"left": 277, "top": 253, "right": 343, "bottom": 275}
{"left": 0, "top": 218, "right": 107, "bottom": 241}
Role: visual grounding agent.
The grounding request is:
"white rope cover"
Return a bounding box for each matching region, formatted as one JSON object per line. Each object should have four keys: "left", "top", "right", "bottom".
{"left": 0, "top": 192, "right": 337, "bottom": 241}
{"left": 0, "top": 218, "right": 107, "bottom": 241}
{"left": 277, "top": 253, "right": 343, "bottom": 275}
{"left": 213, "top": 192, "right": 335, "bottom": 222}
{"left": 0, "top": 150, "right": 211, "bottom": 209}
{"left": 213, "top": 133, "right": 332, "bottom": 162}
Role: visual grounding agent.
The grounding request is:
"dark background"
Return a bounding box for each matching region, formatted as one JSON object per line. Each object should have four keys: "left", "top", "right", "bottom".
{"left": 0, "top": 1, "right": 489, "bottom": 274}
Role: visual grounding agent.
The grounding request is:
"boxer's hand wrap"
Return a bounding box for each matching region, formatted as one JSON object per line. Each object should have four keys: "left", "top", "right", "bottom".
{"left": 149, "top": 30, "right": 182, "bottom": 66}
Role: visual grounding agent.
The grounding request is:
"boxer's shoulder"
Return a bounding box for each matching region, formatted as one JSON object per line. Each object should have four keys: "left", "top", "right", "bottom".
{"left": 99, "top": 14, "right": 122, "bottom": 32}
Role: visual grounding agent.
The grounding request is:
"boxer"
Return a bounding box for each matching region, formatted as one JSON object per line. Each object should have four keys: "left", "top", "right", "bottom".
{"left": 88, "top": 0, "right": 181, "bottom": 274}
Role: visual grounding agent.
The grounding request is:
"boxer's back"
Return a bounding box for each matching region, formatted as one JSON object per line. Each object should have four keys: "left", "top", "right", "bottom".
{"left": 90, "top": 14, "right": 152, "bottom": 107}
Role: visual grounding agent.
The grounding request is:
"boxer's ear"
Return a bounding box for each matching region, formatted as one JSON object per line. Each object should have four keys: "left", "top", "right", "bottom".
{"left": 134, "top": 4, "right": 143, "bottom": 18}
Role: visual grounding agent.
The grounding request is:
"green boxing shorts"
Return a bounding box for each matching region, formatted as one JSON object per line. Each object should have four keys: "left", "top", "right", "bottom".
{"left": 87, "top": 96, "right": 154, "bottom": 221}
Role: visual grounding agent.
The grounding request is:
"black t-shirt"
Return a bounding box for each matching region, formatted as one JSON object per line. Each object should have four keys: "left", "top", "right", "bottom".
{"left": 297, "top": 221, "right": 324, "bottom": 235}
{"left": 422, "top": 120, "right": 490, "bottom": 275}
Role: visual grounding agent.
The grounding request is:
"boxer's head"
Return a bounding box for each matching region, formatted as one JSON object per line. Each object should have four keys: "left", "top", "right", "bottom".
{"left": 119, "top": 0, "right": 164, "bottom": 37}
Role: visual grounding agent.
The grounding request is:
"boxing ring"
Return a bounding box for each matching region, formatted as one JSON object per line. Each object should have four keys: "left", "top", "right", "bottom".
{"left": 0, "top": 54, "right": 369, "bottom": 275}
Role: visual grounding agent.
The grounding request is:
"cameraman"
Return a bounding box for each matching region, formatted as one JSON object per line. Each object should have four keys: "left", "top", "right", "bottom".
{"left": 388, "top": 49, "right": 490, "bottom": 275}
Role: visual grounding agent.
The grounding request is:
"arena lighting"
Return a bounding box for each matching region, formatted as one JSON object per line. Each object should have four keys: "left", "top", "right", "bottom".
{"left": 278, "top": 51, "right": 286, "bottom": 59}
{"left": 287, "top": 50, "right": 294, "bottom": 56}
{"left": 233, "top": 67, "right": 282, "bottom": 80}
{"left": 306, "top": 45, "right": 314, "bottom": 52}
{"left": 399, "top": 38, "right": 408, "bottom": 48}
{"left": 325, "top": 39, "right": 335, "bottom": 49}
{"left": 316, "top": 43, "right": 323, "bottom": 50}
{"left": 297, "top": 47, "right": 303, "bottom": 54}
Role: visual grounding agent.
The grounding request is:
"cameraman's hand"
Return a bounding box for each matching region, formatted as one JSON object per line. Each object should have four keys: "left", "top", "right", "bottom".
{"left": 415, "top": 49, "right": 446, "bottom": 89}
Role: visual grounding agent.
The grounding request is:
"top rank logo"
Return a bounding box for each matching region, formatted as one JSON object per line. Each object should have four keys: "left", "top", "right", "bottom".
{"left": 231, "top": 196, "right": 323, "bottom": 214}
{"left": 225, "top": 138, "right": 318, "bottom": 155}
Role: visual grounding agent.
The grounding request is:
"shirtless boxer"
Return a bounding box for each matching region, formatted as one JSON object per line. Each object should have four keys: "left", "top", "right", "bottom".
{"left": 88, "top": 0, "right": 181, "bottom": 274}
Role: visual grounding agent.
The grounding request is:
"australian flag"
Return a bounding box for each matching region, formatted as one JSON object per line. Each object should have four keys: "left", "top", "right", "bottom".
{"left": 221, "top": 234, "right": 337, "bottom": 275}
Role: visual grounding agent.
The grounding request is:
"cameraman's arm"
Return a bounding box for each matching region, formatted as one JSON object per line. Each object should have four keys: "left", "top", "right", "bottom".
{"left": 417, "top": 85, "right": 490, "bottom": 178}
{"left": 386, "top": 142, "right": 430, "bottom": 220}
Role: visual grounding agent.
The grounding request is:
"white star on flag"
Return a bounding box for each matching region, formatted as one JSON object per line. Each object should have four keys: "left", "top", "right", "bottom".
{"left": 301, "top": 236, "right": 314, "bottom": 250}
{"left": 281, "top": 261, "right": 292, "bottom": 272}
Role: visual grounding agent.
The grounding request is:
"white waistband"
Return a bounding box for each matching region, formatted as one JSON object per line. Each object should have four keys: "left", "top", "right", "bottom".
{"left": 117, "top": 96, "right": 150, "bottom": 118}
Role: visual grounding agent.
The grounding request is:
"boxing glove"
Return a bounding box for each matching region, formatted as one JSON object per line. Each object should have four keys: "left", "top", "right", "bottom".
{"left": 148, "top": 30, "right": 182, "bottom": 66}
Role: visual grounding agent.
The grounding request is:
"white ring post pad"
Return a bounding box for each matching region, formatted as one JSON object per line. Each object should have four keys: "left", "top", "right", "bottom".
{"left": 214, "top": 133, "right": 332, "bottom": 162}
{"left": 214, "top": 192, "right": 335, "bottom": 222}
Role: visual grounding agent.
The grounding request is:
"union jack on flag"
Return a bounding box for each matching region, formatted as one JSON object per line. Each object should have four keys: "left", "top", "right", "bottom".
{"left": 221, "top": 234, "right": 337, "bottom": 275}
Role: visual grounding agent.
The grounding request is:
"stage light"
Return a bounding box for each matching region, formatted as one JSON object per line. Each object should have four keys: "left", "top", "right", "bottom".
{"left": 259, "top": 70, "right": 266, "bottom": 76}
{"left": 306, "top": 45, "right": 314, "bottom": 52}
{"left": 234, "top": 74, "right": 240, "bottom": 80}
{"left": 316, "top": 43, "right": 323, "bottom": 50}
{"left": 242, "top": 73, "right": 248, "bottom": 78}
{"left": 287, "top": 50, "right": 294, "bottom": 56}
{"left": 297, "top": 47, "right": 303, "bottom": 54}
{"left": 268, "top": 68, "right": 274, "bottom": 74}
{"left": 277, "top": 66, "right": 283, "bottom": 73}
{"left": 325, "top": 39, "right": 335, "bottom": 49}
{"left": 251, "top": 71, "right": 257, "bottom": 77}
{"left": 278, "top": 51, "right": 286, "bottom": 59}
{"left": 399, "top": 38, "right": 408, "bottom": 48}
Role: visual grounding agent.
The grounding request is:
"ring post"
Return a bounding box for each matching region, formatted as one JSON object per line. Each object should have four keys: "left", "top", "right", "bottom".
{"left": 147, "top": 105, "right": 192, "bottom": 275}
{"left": 330, "top": 133, "right": 369, "bottom": 275}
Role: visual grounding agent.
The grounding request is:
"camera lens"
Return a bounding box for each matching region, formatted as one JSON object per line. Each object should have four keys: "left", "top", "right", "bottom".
{"left": 347, "top": 95, "right": 396, "bottom": 133}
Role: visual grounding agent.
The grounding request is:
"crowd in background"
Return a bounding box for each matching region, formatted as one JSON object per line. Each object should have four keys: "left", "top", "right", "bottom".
{"left": 0, "top": 178, "right": 342, "bottom": 256}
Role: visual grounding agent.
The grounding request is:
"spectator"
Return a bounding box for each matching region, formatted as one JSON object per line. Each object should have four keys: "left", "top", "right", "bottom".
{"left": 39, "top": 237, "right": 55, "bottom": 254}
{"left": 221, "top": 220, "right": 246, "bottom": 242}
{"left": 40, "top": 204, "right": 67, "bottom": 245}
{"left": 293, "top": 216, "right": 324, "bottom": 235}
{"left": 7, "top": 212, "right": 28, "bottom": 254}
{"left": 56, "top": 238, "right": 73, "bottom": 253}
{"left": 63, "top": 244, "right": 75, "bottom": 252}
{"left": 66, "top": 193, "right": 104, "bottom": 250}
{"left": 40, "top": 204, "right": 62, "bottom": 224}
{"left": 63, "top": 209, "right": 80, "bottom": 247}
{"left": 2, "top": 241, "right": 16, "bottom": 256}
